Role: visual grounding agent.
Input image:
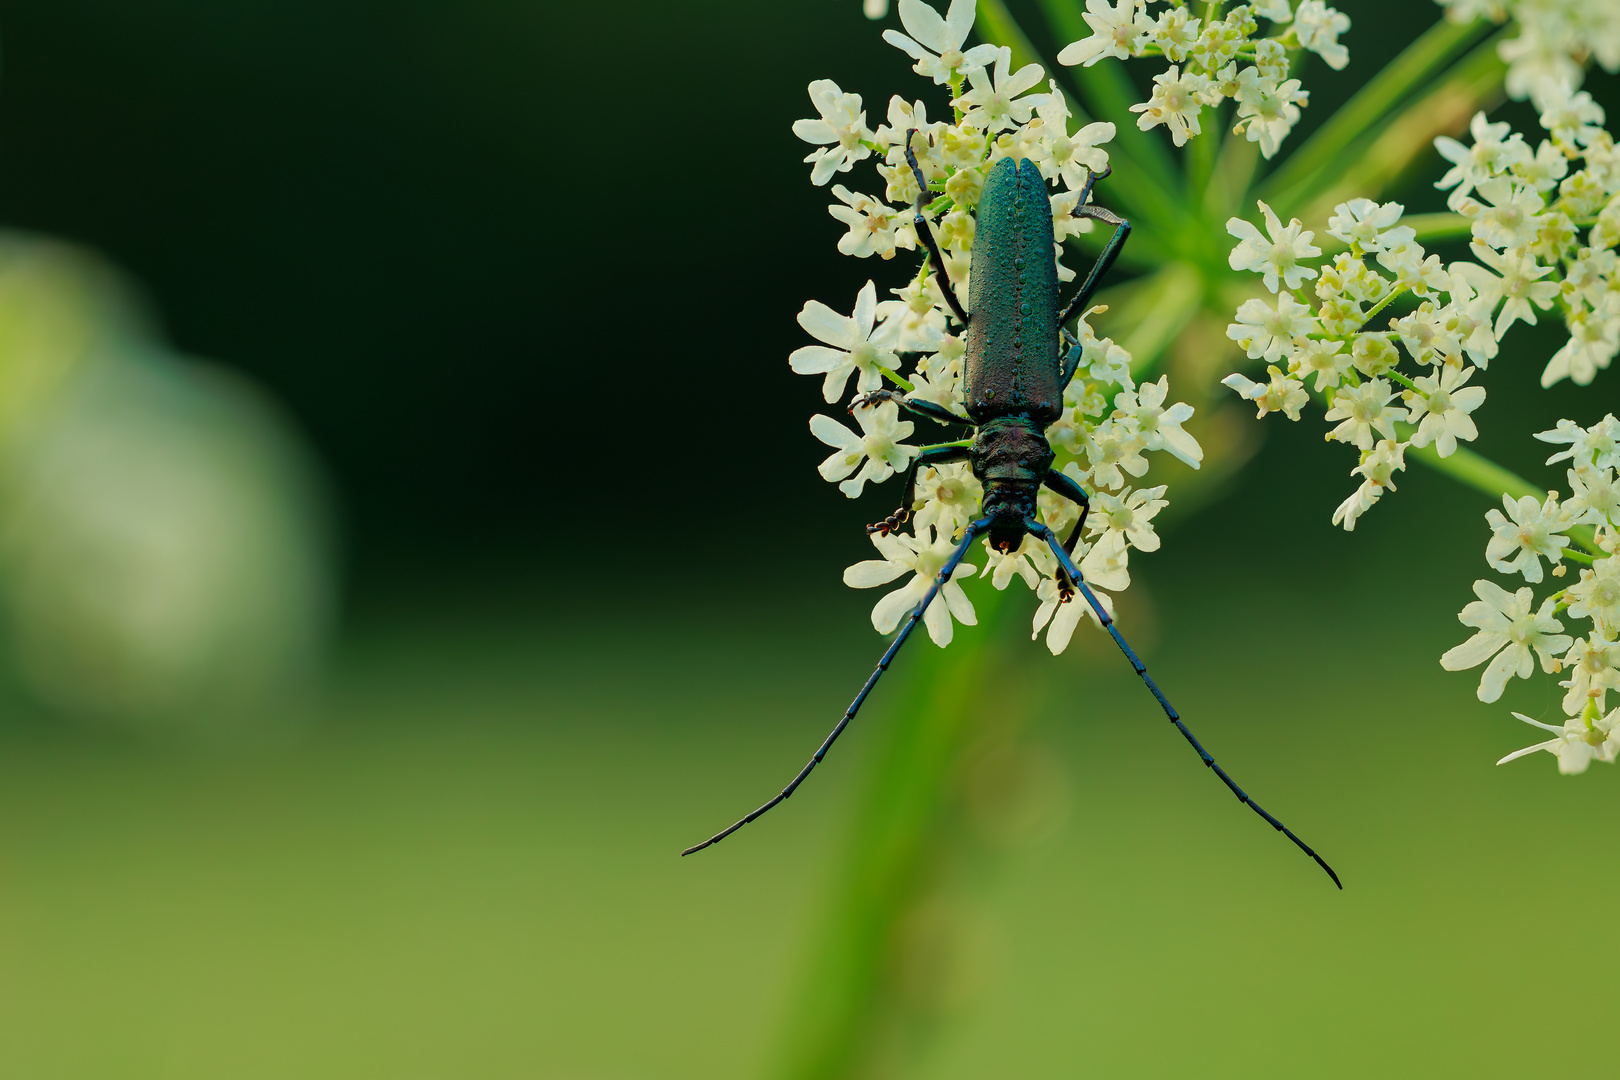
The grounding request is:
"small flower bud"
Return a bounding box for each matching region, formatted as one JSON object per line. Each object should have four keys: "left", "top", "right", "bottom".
{"left": 1352, "top": 335, "right": 1398, "bottom": 376}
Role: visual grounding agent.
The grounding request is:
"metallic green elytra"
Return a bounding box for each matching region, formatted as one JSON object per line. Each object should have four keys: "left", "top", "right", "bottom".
{"left": 965, "top": 156, "right": 1060, "bottom": 426}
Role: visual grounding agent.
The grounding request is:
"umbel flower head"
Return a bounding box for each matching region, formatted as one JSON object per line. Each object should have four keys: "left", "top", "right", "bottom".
{"left": 789, "top": 0, "right": 1206, "bottom": 652}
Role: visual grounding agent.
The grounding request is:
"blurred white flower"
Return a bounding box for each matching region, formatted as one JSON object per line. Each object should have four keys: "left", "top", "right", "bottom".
{"left": 1291, "top": 1, "right": 1350, "bottom": 70}
{"left": 1326, "top": 199, "right": 1414, "bottom": 253}
{"left": 954, "top": 47, "right": 1048, "bottom": 132}
{"left": 1057, "top": 0, "right": 1145, "bottom": 68}
{"left": 1485, "top": 492, "right": 1571, "bottom": 583}
{"left": 1406, "top": 364, "right": 1485, "bottom": 457}
{"left": 1129, "top": 66, "right": 1210, "bottom": 147}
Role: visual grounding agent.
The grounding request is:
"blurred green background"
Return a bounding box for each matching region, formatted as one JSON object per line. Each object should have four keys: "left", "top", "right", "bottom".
{"left": 0, "top": 1, "right": 1615, "bottom": 1077}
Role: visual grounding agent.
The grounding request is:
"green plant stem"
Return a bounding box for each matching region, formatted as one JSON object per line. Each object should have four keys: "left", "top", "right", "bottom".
{"left": 1259, "top": 16, "right": 1496, "bottom": 210}
{"left": 1406, "top": 442, "right": 1601, "bottom": 555}
{"left": 1095, "top": 261, "right": 1205, "bottom": 376}
{"left": 1296, "top": 37, "right": 1509, "bottom": 223}
{"left": 773, "top": 589, "right": 1019, "bottom": 1080}
{"left": 1357, "top": 283, "right": 1410, "bottom": 331}
{"left": 1405, "top": 212, "right": 1474, "bottom": 243}
{"left": 973, "top": 0, "right": 1047, "bottom": 75}
{"left": 1408, "top": 441, "right": 1538, "bottom": 500}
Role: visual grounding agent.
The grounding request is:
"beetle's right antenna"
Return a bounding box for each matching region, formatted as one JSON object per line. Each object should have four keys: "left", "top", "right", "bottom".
{"left": 903, "top": 129, "right": 971, "bottom": 329}
{"left": 1027, "top": 517, "right": 1344, "bottom": 891}
{"left": 682, "top": 516, "right": 992, "bottom": 856}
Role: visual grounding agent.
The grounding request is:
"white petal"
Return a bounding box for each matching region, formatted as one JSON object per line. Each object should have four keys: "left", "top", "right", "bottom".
{"left": 792, "top": 119, "right": 838, "bottom": 145}
{"left": 1496, "top": 739, "right": 1560, "bottom": 765}
{"left": 810, "top": 413, "right": 860, "bottom": 450}
{"left": 798, "top": 300, "right": 858, "bottom": 348}
{"left": 942, "top": 0, "right": 977, "bottom": 47}
{"left": 788, "top": 345, "right": 847, "bottom": 375}
{"left": 819, "top": 449, "right": 859, "bottom": 482}
{"left": 1478, "top": 645, "right": 1529, "bottom": 702}
{"left": 898, "top": 0, "right": 951, "bottom": 53}
{"left": 1440, "top": 631, "right": 1506, "bottom": 671}
{"left": 853, "top": 280, "right": 879, "bottom": 337}
{"left": 923, "top": 594, "right": 954, "bottom": 646}
{"left": 821, "top": 367, "right": 855, "bottom": 403}
{"left": 881, "top": 29, "right": 933, "bottom": 62}
{"left": 1159, "top": 426, "right": 1203, "bottom": 467}
{"left": 1557, "top": 741, "right": 1595, "bottom": 774}
{"left": 1510, "top": 711, "right": 1567, "bottom": 735}
{"left": 1045, "top": 600, "right": 1085, "bottom": 655}
{"left": 872, "top": 584, "right": 918, "bottom": 634}
{"left": 844, "top": 559, "right": 907, "bottom": 589}
{"left": 942, "top": 580, "right": 977, "bottom": 624}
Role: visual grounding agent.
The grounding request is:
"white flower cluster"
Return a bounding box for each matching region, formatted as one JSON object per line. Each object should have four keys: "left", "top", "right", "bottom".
{"left": 791, "top": 0, "right": 1204, "bottom": 654}
{"left": 1438, "top": 0, "right": 1620, "bottom": 112}
{"left": 1056, "top": 0, "right": 1350, "bottom": 158}
{"left": 1439, "top": 104, "right": 1620, "bottom": 389}
{"left": 1217, "top": 196, "right": 1485, "bottom": 531}
{"left": 1220, "top": 90, "right": 1620, "bottom": 532}
{"left": 1439, "top": 416, "right": 1620, "bottom": 773}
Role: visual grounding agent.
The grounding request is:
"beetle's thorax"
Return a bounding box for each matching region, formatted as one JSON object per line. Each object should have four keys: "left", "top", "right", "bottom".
{"left": 971, "top": 415, "right": 1053, "bottom": 551}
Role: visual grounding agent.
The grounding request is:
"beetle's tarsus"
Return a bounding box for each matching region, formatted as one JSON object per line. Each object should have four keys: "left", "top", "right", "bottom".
{"left": 849, "top": 389, "right": 899, "bottom": 414}
{"left": 866, "top": 508, "right": 911, "bottom": 535}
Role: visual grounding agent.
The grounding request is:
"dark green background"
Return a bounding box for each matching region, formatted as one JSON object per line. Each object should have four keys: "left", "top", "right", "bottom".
{"left": 0, "top": 3, "right": 1616, "bottom": 1077}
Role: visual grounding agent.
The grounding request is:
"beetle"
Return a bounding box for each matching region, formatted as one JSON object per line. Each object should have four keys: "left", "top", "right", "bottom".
{"left": 684, "top": 134, "right": 1340, "bottom": 888}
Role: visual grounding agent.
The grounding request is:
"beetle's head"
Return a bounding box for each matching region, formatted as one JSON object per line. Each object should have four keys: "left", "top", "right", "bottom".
{"left": 981, "top": 483, "right": 1037, "bottom": 552}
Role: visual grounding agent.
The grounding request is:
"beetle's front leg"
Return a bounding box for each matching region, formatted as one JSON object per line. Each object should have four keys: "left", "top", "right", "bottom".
{"left": 1056, "top": 212, "right": 1132, "bottom": 347}
{"left": 869, "top": 442, "right": 973, "bottom": 535}
{"left": 902, "top": 130, "right": 971, "bottom": 329}
{"left": 1041, "top": 468, "right": 1092, "bottom": 600}
{"left": 850, "top": 389, "right": 972, "bottom": 427}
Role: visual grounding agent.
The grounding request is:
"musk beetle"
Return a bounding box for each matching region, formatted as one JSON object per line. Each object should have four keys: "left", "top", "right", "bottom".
{"left": 685, "top": 134, "right": 1340, "bottom": 888}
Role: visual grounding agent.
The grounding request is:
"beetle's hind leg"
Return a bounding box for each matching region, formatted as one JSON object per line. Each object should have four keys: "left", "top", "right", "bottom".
{"left": 869, "top": 442, "right": 973, "bottom": 535}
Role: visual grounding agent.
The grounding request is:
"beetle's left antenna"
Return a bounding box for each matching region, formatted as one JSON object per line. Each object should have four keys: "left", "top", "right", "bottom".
{"left": 682, "top": 517, "right": 992, "bottom": 856}
{"left": 903, "top": 129, "right": 971, "bottom": 329}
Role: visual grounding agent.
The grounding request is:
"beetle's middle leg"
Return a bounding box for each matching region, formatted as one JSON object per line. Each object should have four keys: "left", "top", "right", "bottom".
{"left": 1042, "top": 468, "right": 1092, "bottom": 599}
{"left": 849, "top": 388, "right": 972, "bottom": 427}
{"left": 1056, "top": 210, "right": 1133, "bottom": 390}
{"left": 869, "top": 442, "right": 973, "bottom": 535}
